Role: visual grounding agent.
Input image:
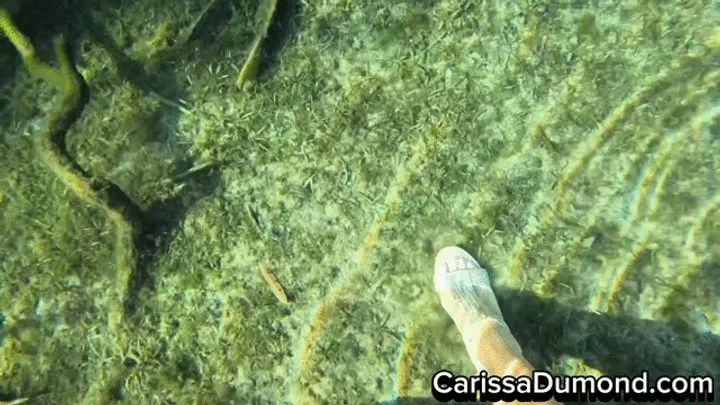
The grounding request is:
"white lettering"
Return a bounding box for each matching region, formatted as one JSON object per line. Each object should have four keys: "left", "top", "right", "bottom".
{"left": 431, "top": 370, "right": 453, "bottom": 394}
{"left": 533, "top": 371, "right": 553, "bottom": 393}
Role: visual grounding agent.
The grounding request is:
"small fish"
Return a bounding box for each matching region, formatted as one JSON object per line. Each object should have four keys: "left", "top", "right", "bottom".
{"left": 260, "top": 263, "right": 291, "bottom": 305}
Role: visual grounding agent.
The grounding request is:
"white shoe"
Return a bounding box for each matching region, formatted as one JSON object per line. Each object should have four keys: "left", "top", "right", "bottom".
{"left": 434, "top": 246, "right": 524, "bottom": 376}
{"left": 434, "top": 246, "right": 505, "bottom": 323}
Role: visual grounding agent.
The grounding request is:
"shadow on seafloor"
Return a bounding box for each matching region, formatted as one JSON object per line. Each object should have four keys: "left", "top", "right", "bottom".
{"left": 376, "top": 286, "right": 719, "bottom": 405}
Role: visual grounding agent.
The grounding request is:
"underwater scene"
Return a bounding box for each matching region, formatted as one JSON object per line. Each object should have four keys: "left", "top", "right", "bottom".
{"left": 0, "top": 0, "right": 719, "bottom": 404}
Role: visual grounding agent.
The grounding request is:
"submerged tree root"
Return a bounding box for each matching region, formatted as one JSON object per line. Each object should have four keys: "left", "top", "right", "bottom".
{"left": 1, "top": 9, "right": 144, "bottom": 332}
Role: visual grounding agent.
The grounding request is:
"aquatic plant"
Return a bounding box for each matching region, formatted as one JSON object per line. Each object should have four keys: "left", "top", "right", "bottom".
{"left": 0, "top": 8, "right": 143, "bottom": 332}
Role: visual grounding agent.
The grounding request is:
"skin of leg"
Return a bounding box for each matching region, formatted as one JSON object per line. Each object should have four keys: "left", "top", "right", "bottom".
{"left": 434, "top": 246, "right": 562, "bottom": 405}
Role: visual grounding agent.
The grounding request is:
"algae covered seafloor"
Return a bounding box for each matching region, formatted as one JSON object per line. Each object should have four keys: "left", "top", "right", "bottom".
{"left": 1, "top": 0, "right": 719, "bottom": 404}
